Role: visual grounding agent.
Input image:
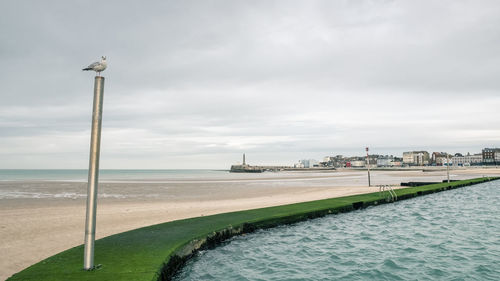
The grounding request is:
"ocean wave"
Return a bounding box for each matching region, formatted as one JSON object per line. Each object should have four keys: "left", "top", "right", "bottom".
{"left": 0, "top": 191, "right": 131, "bottom": 199}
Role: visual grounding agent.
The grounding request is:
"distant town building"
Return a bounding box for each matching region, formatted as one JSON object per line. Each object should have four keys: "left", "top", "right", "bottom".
{"left": 333, "top": 155, "right": 349, "bottom": 167}
{"left": 431, "top": 152, "right": 450, "bottom": 166}
{"left": 345, "top": 156, "right": 368, "bottom": 168}
{"left": 375, "top": 155, "right": 403, "bottom": 167}
{"left": 451, "top": 153, "right": 482, "bottom": 166}
{"left": 320, "top": 155, "right": 353, "bottom": 168}
{"left": 376, "top": 155, "right": 393, "bottom": 167}
{"left": 391, "top": 160, "right": 403, "bottom": 167}
{"left": 320, "top": 156, "right": 335, "bottom": 167}
{"left": 403, "top": 151, "right": 430, "bottom": 166}
{"left": 297, "top": 159, "right": 319, "bottom": 168}
{"left": 350, "top": 160, "right": 366, "bottom": 167}
{"left": 294, "top": 162, "right": 305, "bottom": 168}
{"left": 482, "top": 148, "right": 500, "bottom": 165}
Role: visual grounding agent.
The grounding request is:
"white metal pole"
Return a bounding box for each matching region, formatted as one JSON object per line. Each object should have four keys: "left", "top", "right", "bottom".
{"left": 84, "top": 76, "right": 105, "bottom": 270}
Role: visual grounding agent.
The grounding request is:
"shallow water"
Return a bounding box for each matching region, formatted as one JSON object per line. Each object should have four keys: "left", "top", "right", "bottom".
{"left": 0, "top": 169, "right": 228, "bottom": 181}
{"left": 0, "top": 169, "right": 489, "bottom": 200}
{"left": 175, "top": 181, "right": 500, "bottom": 280}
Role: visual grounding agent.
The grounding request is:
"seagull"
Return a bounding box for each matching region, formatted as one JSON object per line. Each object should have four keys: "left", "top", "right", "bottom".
{"left": 82, "top": 56, "right": 107, "bottom": 76}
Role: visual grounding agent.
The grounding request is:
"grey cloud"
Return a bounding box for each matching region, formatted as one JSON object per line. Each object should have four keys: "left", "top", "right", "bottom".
{"left": 1, "top": 0, "right": 499, "bottom": 168}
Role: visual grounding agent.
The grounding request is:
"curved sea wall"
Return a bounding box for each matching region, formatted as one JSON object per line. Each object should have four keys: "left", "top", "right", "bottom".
{"left": 7, "top": 177, "right": 498, "bottom": 281}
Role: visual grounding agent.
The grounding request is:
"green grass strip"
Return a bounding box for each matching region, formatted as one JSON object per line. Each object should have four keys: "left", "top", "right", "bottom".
{"left": 7, "top": 177, "right": 498, "bottom": 281}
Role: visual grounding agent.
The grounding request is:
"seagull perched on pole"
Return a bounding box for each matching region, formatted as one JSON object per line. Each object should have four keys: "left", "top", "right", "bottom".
{"left": 82, "top": 56, "right": 107, "bottom": 76}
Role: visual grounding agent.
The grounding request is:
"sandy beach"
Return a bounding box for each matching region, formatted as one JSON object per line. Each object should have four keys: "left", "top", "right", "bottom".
{"left": 1, "top": 168, "right": 499, "bottom": 280}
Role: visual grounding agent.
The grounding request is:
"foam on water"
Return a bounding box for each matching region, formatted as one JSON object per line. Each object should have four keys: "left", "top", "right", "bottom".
{"left": 175, "top": 181, "right": 500, "bottom": 280}
{"left": 0, "top": 191, "right": 130, "bottom": 199}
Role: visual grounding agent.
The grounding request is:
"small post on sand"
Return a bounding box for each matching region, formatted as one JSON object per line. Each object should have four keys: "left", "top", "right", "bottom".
{"left": 366, "top": 147, "right": 371, "bottom": 187}
{"left": 446, "top": 154, "right": 450, "bottom": 183}
{"left": 84, "top": 76, "right": 105, "bottom": 270}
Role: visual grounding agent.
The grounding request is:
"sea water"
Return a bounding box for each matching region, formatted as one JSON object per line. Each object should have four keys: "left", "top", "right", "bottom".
{"left": 0, "top": 169, "right": 367, "bottom": 200}
{"left": 175, "top": 181, "right": 500, "bottom": 280}
{"left": 0, "top": 169, "right": 238, "bottom": 199}
{"left": 0, "top": 169, "right": 401, "bottom": 200}
{"left": 1, "top": 169, "right": 497, "bottom": 202}
{"left": 0, "top": 169, "right": 228, "bottom": 182}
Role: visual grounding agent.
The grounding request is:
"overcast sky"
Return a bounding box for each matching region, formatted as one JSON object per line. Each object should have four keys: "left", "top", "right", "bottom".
{"left": 1, "top": 0, "right": 499, "bottom": 169}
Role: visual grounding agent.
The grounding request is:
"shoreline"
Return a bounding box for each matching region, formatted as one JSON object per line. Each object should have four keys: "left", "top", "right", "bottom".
{"left": 7, "top": 177, "right": 498, "bottom": 280}
{"left": 2, "top": 168, "right": 500, "bottom": 280}
{"left": 0, "top": 185, "right": 385, "bottom": 280}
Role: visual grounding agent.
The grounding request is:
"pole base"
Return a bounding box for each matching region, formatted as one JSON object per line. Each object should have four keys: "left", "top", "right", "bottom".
{"left": 83, "top": 264, "right": 102, "bottom": 271}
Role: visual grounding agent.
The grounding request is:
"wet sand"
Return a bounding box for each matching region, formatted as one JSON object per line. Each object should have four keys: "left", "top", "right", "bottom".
{"left": 1, "top": 168, "right": 499, "bottom": 280}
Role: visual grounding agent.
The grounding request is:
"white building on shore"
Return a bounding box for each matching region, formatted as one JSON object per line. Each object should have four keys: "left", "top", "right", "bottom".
{"left": 296, "top": 159, "right": 319, "bottom": 168}
{"left": 451, "top": 154, "right": 482, "bottom": 166}
{"left": 350, "top": 160, "right": 366, "bottom": 167}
